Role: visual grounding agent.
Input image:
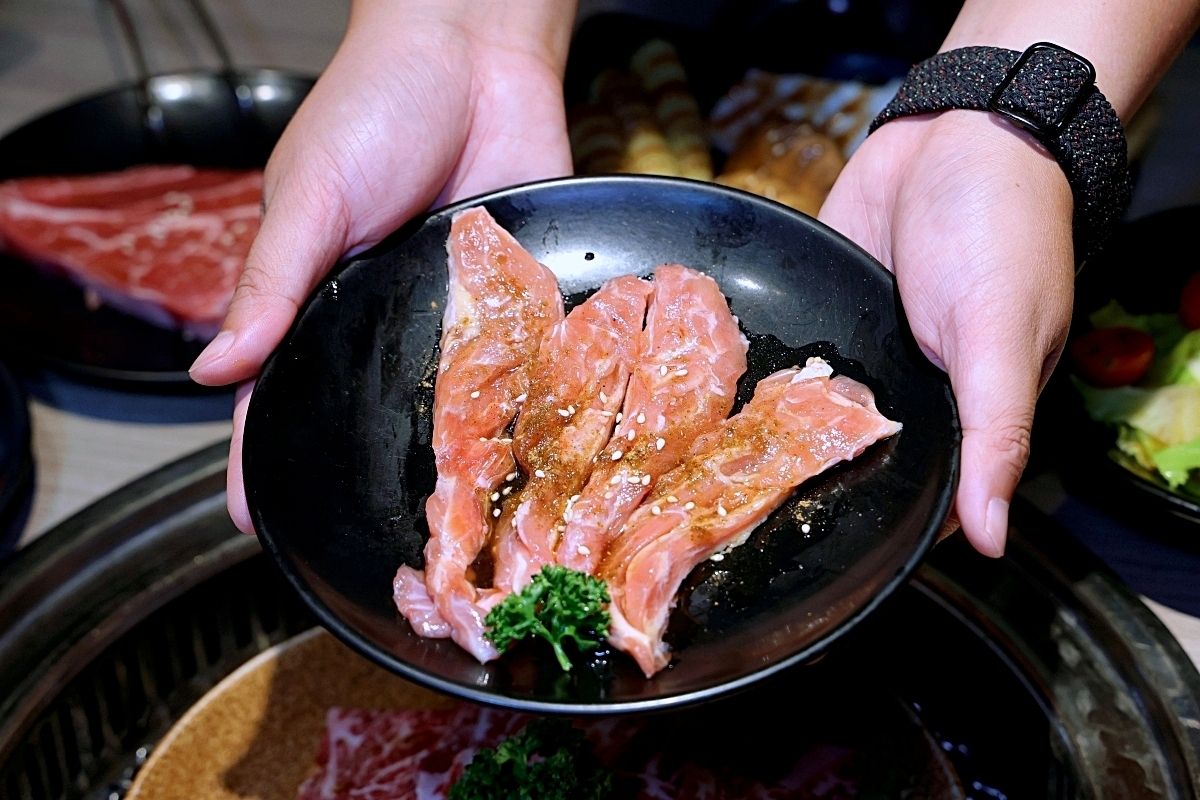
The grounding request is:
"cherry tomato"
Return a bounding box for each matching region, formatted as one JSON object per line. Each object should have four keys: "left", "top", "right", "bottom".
{"left": 1180, "top": 271, "right": 1200, "bottom": 329}
{"left": 1071, "top": 326, "right": 1155, "bottom": 387}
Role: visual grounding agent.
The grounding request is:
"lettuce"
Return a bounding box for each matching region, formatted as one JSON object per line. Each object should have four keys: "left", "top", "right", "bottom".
{"left": 1152, "top": 437, "right": 1200, "bottom": 489}
{"left": 1148, "top": 329, "right": 1200, "bottom": 386}
{"left": 1073, "top": 376, "right": 1152, "bottom": 424}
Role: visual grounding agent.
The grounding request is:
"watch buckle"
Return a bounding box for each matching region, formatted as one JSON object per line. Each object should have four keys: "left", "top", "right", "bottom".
{"left": 987, "top": 42, "right": 1096, "bottom": 138}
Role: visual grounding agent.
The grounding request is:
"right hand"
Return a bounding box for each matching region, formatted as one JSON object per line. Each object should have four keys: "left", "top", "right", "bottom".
{"left": 188, "top": 0, "right": 576, "bottom": 533}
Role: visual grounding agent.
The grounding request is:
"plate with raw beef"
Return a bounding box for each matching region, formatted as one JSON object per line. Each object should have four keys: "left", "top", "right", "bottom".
{"left": 243, "top": 176, "right": 959, "bottom": 713}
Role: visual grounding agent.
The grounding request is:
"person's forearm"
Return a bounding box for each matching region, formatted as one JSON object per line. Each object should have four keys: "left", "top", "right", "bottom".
{"left": 351, "top": 0, "right": 578, "bottom": 76}
{"left": 942, "top": 0, "right": 1200, "bottom": 120}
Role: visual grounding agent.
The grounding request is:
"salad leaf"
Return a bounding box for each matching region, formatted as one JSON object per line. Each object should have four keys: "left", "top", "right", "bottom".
{"left": 1073, "top": 376, "right": 1152, "bottom": 423}
{"left": 448, "top": 718, "right": 613, "bottom": 800}
{"left": 1126, "top": 383, "right": 1200, "bottom": 446}
{"left": 1148, "top": 328, "right": 1200, "bottom": 386}
{"left": 1089, "top": 300, "right": 1187, "bottom": 354}
{"left": 1152, "top": 437, "right": 1200, "bottom": 489}
{"left": 484, "top": 565, "right": 610, "bottom": 671}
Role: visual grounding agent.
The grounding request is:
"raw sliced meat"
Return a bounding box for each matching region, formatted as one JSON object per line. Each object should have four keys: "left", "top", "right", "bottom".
{"left": 401, "top": 206, "right": 563, "bottom": 662}
{"left": 295, "top": 705, "right": 530, "bottom": 800}
{"left": 601, "top": 360, "right": 901, "bottom": 676}
{"left": 491, "top": 275, "right": 652, "bottom": 594}
{"left": 557, "top": 264, "right": 748, "bottom": 574}
{"left": 393, "top": 568, "right": 451, "bottom": 638}
{"left": 0, "top": 165, "right": 262, "bottom": 335}
{"left": 297, "top": 705, "right": 863, "bottom": 800}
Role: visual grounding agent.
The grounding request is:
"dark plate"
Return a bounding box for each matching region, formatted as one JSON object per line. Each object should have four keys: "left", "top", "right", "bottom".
{"left": 0, "top": 69, "right": 313, "bottom": 386}
{"left": 243, "top": 176, "right": 959, "bottom": 713}
{"left": 0, "top": 360, "right": 33, "bottom": 558}
{"left": 1038, "top": 205, "right": 1200, "bottom": 528}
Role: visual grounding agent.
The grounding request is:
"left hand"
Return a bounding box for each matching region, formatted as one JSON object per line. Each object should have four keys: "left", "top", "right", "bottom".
{"left": 820, "top": 109, "right": 1075, "bottom": 556}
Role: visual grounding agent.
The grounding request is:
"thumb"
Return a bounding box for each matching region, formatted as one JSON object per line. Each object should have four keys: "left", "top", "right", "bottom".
{"left": 188, "top": 172, "right": 350, "bottom": 387}
{"left": 947, "top": 331, "right": 1042, "bottom": 558}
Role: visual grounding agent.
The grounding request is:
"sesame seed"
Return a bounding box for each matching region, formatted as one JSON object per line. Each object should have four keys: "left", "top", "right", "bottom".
{"left": 491, "top": 492, "right": 500, "bottom": 501}
{"left": 801, "top": 523, "right": 811, "bottom": 533}
{"left": 616, "top": 413, "right": 623, "bottom": 423}
{"left": 656, "top": 438, "right": 665, "bottom": 450}
{"left": 578, "top": 545, "right": 591, "bottom": 555}
{"left": 564, "top": 511, "right": 573, "bottom": 522}
{"left": 636, "top": 413, "right": 646, "bottom": 424}
{"left": 502, "top": 487, "right": 513, "bottom": 496}
{"left": 675, "top": 368, "right": 688, "bottom": 377}
{"left": 684, "top": 502, "right": 695, "bottom": 510}
{"left": 601, "top": 410, "right": 614, "bottom": 417}
{"left": 660, "top": 365, "right": 669, "bottom": 376}
{"left": 514, "top": 394, "right": 527, "bottom": 403}
{"left": 479, "top": 437, "right": 488, "bottom": 443}
{"left": 557, "top": 408, "right": 570, "bottom": 417}
{"left": 571, "top": 495, "right": 581, "bottom": 502}
{"left": 651, "top": 505, "right": 661, "bottom": 515}
{"left": 627, "top": 430, "right": 636, "bottom": 441}
{"left": 506, "top": 472, "right": 518, "bottom": 481}
{"left": 626, "top": 475, "right": 639, "bottom": 484}
{"left": 557, "top": 524, "right": 566, "bottom": 532}
{"left": 493, "top": 508, "right": 501, "bottom": 517}
{"left": 567, "top": 405, "right": 575, "bottom": 415}
{"left": 611, "top": 450, "right": 623, "bottom": 460}
{"left": 710, "top": 553, "right": 725, "bottom": 562}
{"left": 534, "top": 469, "right": 546, "bottom": 478}
{"left": 599, "top": 391, "right": 607, "bottom": 403}
{"left": 667, "top": 495, "right": 678, "bottom": 503}
{"left": 470, "top": 390, "right": 481, "bottom": 399}
{"left": 717, "top": 505, "right": 727, "bottom": 517}
{"left": 641, "top": 474, "right": 651, "bottom": 486}
{"left": 610, "top": 475, "right": 622, "bottom": 485}
{"left": 604, "top": 491, "right": 613, "bottom": 499}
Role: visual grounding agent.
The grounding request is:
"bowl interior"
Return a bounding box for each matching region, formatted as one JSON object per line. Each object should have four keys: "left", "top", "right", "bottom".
{"left": 244, "top": 176, "right": 959, "bottom": 713}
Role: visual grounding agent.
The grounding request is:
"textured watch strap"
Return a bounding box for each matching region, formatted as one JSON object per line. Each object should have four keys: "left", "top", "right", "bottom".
{"left": 870, "top": 46, "right": 1131, "bottom": 261}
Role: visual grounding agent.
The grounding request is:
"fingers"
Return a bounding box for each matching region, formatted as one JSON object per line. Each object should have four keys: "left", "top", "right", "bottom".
{"left": 227, "top": 380, "right": 255, "bottom": 534}
{"left": 190, "top": 170, "right": 350, "bottom": 387}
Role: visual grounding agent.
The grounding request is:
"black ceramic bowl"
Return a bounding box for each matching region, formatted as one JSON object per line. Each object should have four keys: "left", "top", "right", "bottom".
{"left": 1039, "top": 205, "right": 1200, "bottom": 528}
{"left": 244, "top": 176, "right": 959, "bottom": 713}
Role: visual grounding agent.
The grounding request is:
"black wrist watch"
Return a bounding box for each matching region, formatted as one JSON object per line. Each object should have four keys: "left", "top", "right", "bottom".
{"left": 869, "top": 42, "right": 1131, "bottom": 263}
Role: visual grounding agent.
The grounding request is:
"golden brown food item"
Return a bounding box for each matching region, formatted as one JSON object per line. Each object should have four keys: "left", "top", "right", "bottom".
{"left": 716, "top": 122, "right": 845, "bottom": 217}
{"left": 591, "top": 69, "right": 679, "bottom": 176}
{"left": 568, "top": 102, "right": 623, "bottom": 175}
{"left": 709, "top": 69, "right": 902, "bottom": 158}
{"left": 631, "top": 40, "right": 713, "bottom": 180}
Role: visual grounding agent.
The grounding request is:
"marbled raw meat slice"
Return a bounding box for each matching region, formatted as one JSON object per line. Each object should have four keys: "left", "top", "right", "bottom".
{"left": 557, "top": 264, "right": 748, "bottom": 574}
{"left": 491, "top": 275, "right": 652, "bottom": 594}
{"left": 394, "top": 206, "right": 562, "bottom": 662}
{"left": 297, "top": 705, "right": 860, "bottom": 800}
{"left": 0, "top": 165, "right": 261, "bottom": 333}
{"left": 295, "top": 705, "right": 530, "bottom": 800}
{"left": 600, "top": 361, "right": 901, "bottom": 676}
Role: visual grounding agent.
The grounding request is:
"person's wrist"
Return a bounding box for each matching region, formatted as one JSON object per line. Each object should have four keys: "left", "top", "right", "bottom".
{"left": 871, "top": 110, "right": 1070, "bottom": 206}
{"left": 351, "top": 0, "right": 576, "bottom": 76}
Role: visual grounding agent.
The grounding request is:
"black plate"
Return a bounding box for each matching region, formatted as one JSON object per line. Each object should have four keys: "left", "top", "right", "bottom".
{"left": 1038, "top": 205, "right": 1200, "bottom": 528}
{"left": 0, "top": 69, "right": 313, "bottom": 386}
{"left": 244, "top": 176, "right": 959, "bottom": 713}
{"left": 0, "top": 360, "right": 33, "bottom": 558}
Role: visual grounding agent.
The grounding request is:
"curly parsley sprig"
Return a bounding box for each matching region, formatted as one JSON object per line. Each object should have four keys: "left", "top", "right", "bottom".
{"left": 484, "top": 565, "right": 611, "bottom": 671}
{"left": 448, "top": 718, "right": 613, "bottom": 800}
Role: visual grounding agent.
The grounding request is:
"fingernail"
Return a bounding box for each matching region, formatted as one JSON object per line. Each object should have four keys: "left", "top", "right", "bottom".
{"left": 985, "top": 496, "right": 1009, "bottom": 555}
{"left": 190, "top": 330, "right": 235, "bottom": 374}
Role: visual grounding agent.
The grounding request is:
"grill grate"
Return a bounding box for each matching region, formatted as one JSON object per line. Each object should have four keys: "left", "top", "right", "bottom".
{"left": 0, "top": 556, "right": 315, "bottom": 800}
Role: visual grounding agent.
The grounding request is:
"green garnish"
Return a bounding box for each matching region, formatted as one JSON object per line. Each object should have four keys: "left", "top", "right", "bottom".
{"left": 484, "top": 565, "right": 611, "bottom": 671}
{"left": 448, "top": 718, "right": 613, "bottom": 800}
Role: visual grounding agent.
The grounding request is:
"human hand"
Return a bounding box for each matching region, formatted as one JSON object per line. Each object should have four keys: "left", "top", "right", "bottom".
{"left": 819, "top": 110, "right": 1074, "bottom": 556}
{"left": 188, "top": 0, "right": 576, "bottom": 533}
